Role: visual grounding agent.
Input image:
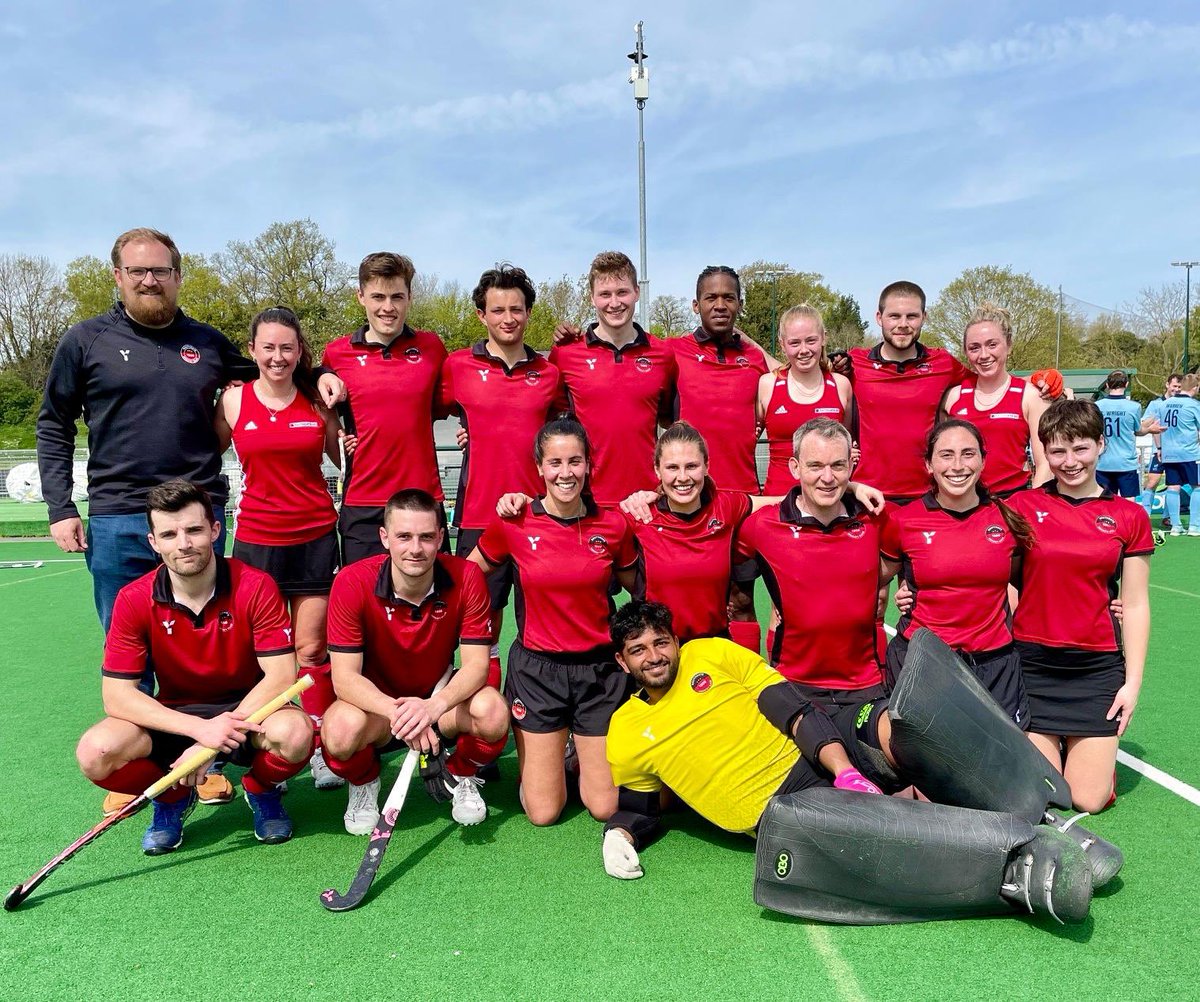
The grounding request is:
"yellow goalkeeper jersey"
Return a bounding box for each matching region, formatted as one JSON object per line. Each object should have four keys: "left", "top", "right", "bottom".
{"left": 607, "top": 637, "right": 799, "bottom": 835}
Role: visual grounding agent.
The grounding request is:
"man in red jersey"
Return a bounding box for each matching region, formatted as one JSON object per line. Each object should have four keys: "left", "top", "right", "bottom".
{"left": 843, "top": 282, "right": 969, "bottom": 503}
{"left": 321, "top": 490, "right": 509, "bottom": 833}
{"left": 668, "top": 265, "right": 775, "bottom": 652}
{"left": 736, "top": 419, "right": 890, "bottom": 723}
{"left": 321, "top": 253, "right": 449, "bottom": 565}
{"left": 548, "top": 251, "right": 675, "bottom": 507}
{"left": 441, "top": 265, "right": 561, "bottom": 684}
{"left": 74, "top": 480, "right": 313, "bottom": 854}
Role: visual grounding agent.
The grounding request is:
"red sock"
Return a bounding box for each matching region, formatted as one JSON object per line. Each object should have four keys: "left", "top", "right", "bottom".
{"left": 728, "top": 620, "right": 762, "bottom": 655}
{"left": 95, "top": 758, "right": 166, "bottom": 796}
{"left": 324, "top": 746, "right": 381, "bottom": 786}
{"left": 298, "top": 660, "right": 335, "bottom": 720}
{"left": 486, "top": 656, "right": 502, "bottom": 690}
{"left": 243, "top": 749, "right": 307, "bottom": 795}
{"left": 447, "top": 733, "right": 507, "bottom": 778}
{"left": 1103, "top": 770, "right": 1117, "bottom": 810}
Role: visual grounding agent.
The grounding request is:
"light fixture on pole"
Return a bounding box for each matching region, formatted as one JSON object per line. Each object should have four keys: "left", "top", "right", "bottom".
{"left": 628, "top": 21, "right": 650, "bottom": 329}
{"left": 1171, "top": 261, "right": 1199, "bottom": 374}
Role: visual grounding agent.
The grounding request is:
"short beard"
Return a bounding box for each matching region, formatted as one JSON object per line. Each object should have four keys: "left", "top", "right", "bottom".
{"left": 125, "top": 291, "right": 178, "bottom": 328}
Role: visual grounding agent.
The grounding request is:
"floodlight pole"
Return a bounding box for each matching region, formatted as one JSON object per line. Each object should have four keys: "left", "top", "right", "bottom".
{"left": 761, "top": 268, "right": 792, "bottom": 337}
{"left": 629, "top": 22, "right": 650, "bottom": 329}
{"left": 1172, "top": 261, "right": 1199, "bottom": 374}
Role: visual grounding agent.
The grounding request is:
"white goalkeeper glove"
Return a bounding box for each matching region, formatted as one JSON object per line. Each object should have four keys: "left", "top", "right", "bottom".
{"left": 603, "top": 829, "right": 643, "bottom": 880}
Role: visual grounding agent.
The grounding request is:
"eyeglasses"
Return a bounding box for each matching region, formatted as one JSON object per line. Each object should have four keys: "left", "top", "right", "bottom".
{"left": 121, "top": 266, "right": 176, "bottom": 281}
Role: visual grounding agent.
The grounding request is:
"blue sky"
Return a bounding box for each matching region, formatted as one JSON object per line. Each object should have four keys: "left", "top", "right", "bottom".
{"left": 1, "top": 2, "right": 1197, "bottom": 323}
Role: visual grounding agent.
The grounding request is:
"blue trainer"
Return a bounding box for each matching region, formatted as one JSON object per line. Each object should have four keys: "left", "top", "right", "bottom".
{"left": 245, "top": 787, "right": 293, "bottom": 844}
{"left": 141, "top": 790, "right": 197, "bottom": 856}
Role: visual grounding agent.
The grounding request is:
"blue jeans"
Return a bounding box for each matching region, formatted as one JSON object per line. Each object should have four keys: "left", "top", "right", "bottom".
{"left": 86, "top": 509, "right": 228, "bottom": 691}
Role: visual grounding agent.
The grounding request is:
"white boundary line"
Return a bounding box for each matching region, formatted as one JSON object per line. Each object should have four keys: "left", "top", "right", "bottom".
{"left": 0, "top": 566, "right": 84, "bottom": 588}
{"left": 0, "top": 557, "right": 86, "bottom": 565}
{"left": 805, "top": 926, "right": 870, "bottom": 1002}
{"left": 1149, "top": 582, "right": 1200, "bottom": 600}
{"left": 882, "top": 622, "right": 1199, "bottom": 808}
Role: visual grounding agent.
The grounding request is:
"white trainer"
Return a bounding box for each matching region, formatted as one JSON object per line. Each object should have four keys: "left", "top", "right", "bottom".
{"left": 343, "top": 777, "right": 381, "bottom": 835}
{"left": 1188, "top": 528, "right": 1200, "bottom": 537}
{"left": 448, "top": 774, "right": 487, "bottom": 826}
{"left": 310, "top": 748, "right": 345, "bottom": 790}
{"left": 1171, "top": 527, "right": 1184, "bottom": 537}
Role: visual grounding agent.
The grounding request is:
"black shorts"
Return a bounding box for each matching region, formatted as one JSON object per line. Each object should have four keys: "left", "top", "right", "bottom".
{"left": 147, "top": 701, "right": 257, "bottom": 772}
{"left": 730, "top": 558, "right": 759, "bottom": 589}
{"left": 233, "top": 528, "right": 338, "bottom": 595}
{"left": 456, "top": 528, "right": 512, "bottom": 612}
{"left": 1164, "top": 461, "right": 1199, "bottom": 488}
{"left": 784, "top": 680, "right": 894, "bottom": 787}
{"left": 1096, "top": 469, "right": 1140, "bottom": 498}
{"left": 1147, "top": 455, "right": 1163, "bottom": 475}
{"left": 886, "top": 633, "right": 1028, "bottom": 729}
{"left": 503, "top": 640, "right": 630, "bottom": 736}
{"left": 1017, "top": 642, "right": 1125, "bottom": 737}
{"left": 339, "top": 503, "right": 451, "bottom": 566}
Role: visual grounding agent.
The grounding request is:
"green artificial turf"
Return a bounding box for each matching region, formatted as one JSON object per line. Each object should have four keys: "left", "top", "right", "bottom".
{"left": 2, "top": 538, "right": 1199, "bottom": 1001}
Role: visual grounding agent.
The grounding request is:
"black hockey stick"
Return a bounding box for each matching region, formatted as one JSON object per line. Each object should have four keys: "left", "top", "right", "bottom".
{"left": 5, "top": 676, "right": 313, "bottom": 911}
{"left": 319, "top": 669, "right": 453, "bottom": 911}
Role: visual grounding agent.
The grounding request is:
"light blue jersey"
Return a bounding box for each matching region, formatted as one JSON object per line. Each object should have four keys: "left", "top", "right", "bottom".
{"left": 1156, "top": 394, "right": 1200, "bottom": 462}
{"left": 1096, "top": 395, "right": 1143, "bottom": 471}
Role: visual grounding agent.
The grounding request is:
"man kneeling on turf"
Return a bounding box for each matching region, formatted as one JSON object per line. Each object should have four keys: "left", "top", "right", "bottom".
{"left": 321, "top": 489, "right": 509, "bottom": 832}
{"left": 76, "top": 480, "right": 313, "bottom": 854}
{"left": 603, "top": 601, "right": 1122, "bottom": 925}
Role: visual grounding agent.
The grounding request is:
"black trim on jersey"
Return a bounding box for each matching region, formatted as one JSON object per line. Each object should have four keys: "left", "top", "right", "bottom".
{"left": 348, "top": 323, "right": 417, "bottom": 358}
{"left": 453, "top": 408, "right": 472, "bottom": 528}
{"left": 778, "top": 488, "right": 871, "bottom": 533}
{"left": 919, "top": 490, "right": 985, "bottom": 520}
{"left": 469, "top": 339, "right": 540, "bottom": 375}
{"left": 530, "top": 496, "right": 599, "bottom": 525}
{"left": 583, "top": 322, "right": 651, "bottom": 360}
{"left": 863, "top": 340, "right": 932, "bottom": 375}
{"left": 652, "top": 480, "right": 715, "bottom": 520}
{"left": 150, "top": 554, "right": 234, "bottom": 628}
{"left": 372, "top": 554, "right": 455, "bottom": 606}
{"left": 692, "top": 325, "right": 750, "bottom": 362}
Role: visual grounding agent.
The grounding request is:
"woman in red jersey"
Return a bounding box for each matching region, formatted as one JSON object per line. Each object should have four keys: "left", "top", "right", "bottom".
{"left": 941, "top": 303, "right": 1052, "bottom": 495}
{"left": 468, "top": 418, "right": 637, "bottom": 827}
{"left": 757, "top": 305, "right": 855, "bottom": 497}
{"left": 881, "top": 419, "right": 1034, "bottom": 725}
{"left": 215, "top": 307, "right": 343, "bottom": 786}
{"left": 1005, "top": 399, "right": 1152, "bottom": 813}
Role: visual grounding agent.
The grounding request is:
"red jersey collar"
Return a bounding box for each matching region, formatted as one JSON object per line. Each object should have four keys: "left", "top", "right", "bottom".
{"left": 151, "top": 554, "right": 232, "bottom": 625}
{"left": 654, "top": 479, "right": 716, "bottom": 520}
{"left": 470, "top": 339, "right": 540, "bottom": 374}
{"left": 779, "top": 488, "right": 870, "bottom": 532}
{"left": 865, "top": 340, "right": 931, "bottom": 373}
{"left": 583, "top": 322, "right": 651, "bottom": 353}
{"left": 372, "top": 554, "right": 456, "bottom": 607}
{"left": 531, "top": 496, "right": 599, "bottom": 523}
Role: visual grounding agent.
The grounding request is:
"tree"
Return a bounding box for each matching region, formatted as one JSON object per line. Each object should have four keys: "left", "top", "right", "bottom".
{"left": 824, "top": 294, "right": 869, "bottom": 352}
{"left": 214, "top": 219, "right": 354, "bottom": 351}
{"left": 64, "top": 255, "right": 116, "bottom": 325}
{"left": 407, "top": 277, "right": 479, "bottom": 352}
{"left": 737, "top": 262, "right": 842, "bottom": 352}
{"left": 649, "top": 295, "right": 691, "bottom": 337}
{"left": 1121, "top": 282, "right": 1186, "bottom": 339}
{"left": 527, "top": 273, "right": 591, "bottom": 350}
{"left": 0, "top": 254, "right": 72, "bottom": 390}
{"left": 926, "top": 265, "right": 1085, "bottom": 370}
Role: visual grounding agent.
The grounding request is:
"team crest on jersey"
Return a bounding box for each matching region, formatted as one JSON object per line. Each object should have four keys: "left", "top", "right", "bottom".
{"left": 524, "top": 369, "right": 542, "bottom": 385}
{"left": 634, "top": 356, "right": 653, "bottom": 373}
{"left": 1094, "top": 514, "right": 1118, "bottom": 535}
{"left": 180, "top": 345, "right": 201, "bottom": 365}
{"left": 690, "top": 672, "right": 713, "bottom": 693}
{"left": 916, "top": 363, "right": 932, "bottom": 374}
{"left": 844, "top": 520, "right": 866, "bottom": 539}
{"left": 511, "top": 699, "right": 527, "bottom": 721}
{"left": 218, "top": 611, "right": 234, "bottom": 633}
{"left": 430, "top": 601, "right": 448, "bottom": 621}
{"left": 587, "top": 534, "right": 608, "bottom": 555}
{"left": 984, "top": 524, "right": 1007, "bottom": 544}
{"left": 735, "top": 356, "right": 750, "bottom": 368}
{"left": 706, "top": 517, "right": 724, "bottom": 533}
{"left": 404, "top": 346, "right": 422, "bottom": 364}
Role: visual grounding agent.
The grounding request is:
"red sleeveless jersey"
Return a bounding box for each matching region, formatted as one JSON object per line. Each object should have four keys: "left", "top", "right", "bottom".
{"left": 231, "top": 382, "right": 336, "bottom": 545}
{"left": 762, "top": 372, "right": 846, "bottom": 496}
{"left": 948, "top": 376, "right": 1030, "bottom": 493}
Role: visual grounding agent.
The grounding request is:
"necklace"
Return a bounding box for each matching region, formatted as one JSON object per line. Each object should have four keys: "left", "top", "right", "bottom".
{"left": 257, "top": 387, "right": 296, "bottom": 422}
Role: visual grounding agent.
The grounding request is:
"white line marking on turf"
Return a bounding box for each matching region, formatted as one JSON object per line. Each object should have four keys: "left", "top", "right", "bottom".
{"left": 0, "top": 567, "right": 84, "bottom": 587}
{"left": 883, "top": 623, "right": 1200, "bottom": 807}
{"left": 0, "top": 557, "right": 87, "bottom": 564}
{"left": 1149, "top": 583, "right": 1200, "bottom": 600}
{"left": 805, "top": 926, "right": 869, "bottom": 1002}
{"left": 1116, "top": 750, "right": 1200, "bottom": 807}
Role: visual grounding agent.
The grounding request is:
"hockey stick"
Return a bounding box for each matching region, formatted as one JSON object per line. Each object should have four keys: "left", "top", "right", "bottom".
{"left": 319, "top": 667, "right": 453, "bottom": 912}
{"left": 4, "top": 675, "right": 313, "bottom": 911}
